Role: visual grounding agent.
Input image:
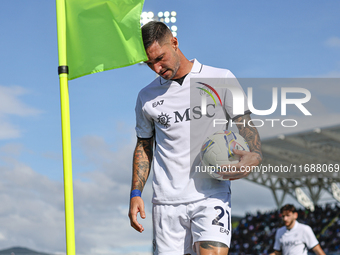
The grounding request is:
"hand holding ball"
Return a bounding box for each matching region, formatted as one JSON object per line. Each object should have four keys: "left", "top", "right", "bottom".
{"left": 200, "top": 130, "right": 250, "bottom": 180}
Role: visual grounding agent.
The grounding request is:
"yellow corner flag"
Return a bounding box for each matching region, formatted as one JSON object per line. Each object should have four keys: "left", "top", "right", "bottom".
{"left": 56, "top": 0, "right": 147, "bottom": 254}
{"left": 66, "top": 0, "right": 147, "bottom": 80}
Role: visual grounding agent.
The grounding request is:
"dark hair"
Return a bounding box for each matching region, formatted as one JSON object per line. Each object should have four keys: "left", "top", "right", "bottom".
{"left": 280, "top": 204, "right": 297, "bottom": 213}
{"left": 142, "top": 21, "right": 173, "bottom": 50}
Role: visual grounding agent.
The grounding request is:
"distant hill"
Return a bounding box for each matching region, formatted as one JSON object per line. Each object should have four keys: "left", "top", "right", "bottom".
{"left": 231, "top": 215, "right": 243, "bottom": 229}
{"left": 0, "top": 247, "right": 51, "bottom": 255}
{"left": 231, "top": 215, "right": 243, "bottom": 223}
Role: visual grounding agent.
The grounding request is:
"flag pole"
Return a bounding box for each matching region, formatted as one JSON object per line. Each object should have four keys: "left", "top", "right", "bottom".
{"left": 56, "top": 0, "right": 76, "bottom": 254}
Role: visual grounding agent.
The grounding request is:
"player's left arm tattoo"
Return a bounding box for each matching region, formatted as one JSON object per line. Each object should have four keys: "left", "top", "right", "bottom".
{"left": 131, "top": 137, "right": 154, "bottom": 192}
{"left": 234, "top": 114, "right": 263, "bottom": 163}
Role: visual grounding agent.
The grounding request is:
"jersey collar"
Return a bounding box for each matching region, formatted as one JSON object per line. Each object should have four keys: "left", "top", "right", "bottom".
{"left": 159, "top": 59, "right": 203, "bottom": 85}
{"left": 287, "top": 220, "right": 299, "bottom": 231}
{"left": 190, "top": 59, "right": 203, "bottom": 74}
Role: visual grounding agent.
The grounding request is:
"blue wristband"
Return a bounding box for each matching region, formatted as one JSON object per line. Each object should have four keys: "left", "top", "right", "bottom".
{"left": 130, "top": 189, "right": 142, "bottom": 199}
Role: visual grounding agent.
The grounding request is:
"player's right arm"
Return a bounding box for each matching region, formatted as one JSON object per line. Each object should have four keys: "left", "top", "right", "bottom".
{"left": 270, "top": 230, "right": 282, "bottom": 255}
{"left": 312, "top": 244, "right": 326, "bottom": 255}
{"left": 128, "top": 136, "right": 153, "bottom": 233}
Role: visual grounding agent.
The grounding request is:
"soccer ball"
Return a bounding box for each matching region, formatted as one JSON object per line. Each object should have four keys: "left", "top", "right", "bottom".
{"left": 200, "top": 130, "right": 250, "bottom": 180}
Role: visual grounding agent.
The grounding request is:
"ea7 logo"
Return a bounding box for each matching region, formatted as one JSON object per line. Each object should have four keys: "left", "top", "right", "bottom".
{"left": 153, "top": 100, "right": 164, "bottom": 108}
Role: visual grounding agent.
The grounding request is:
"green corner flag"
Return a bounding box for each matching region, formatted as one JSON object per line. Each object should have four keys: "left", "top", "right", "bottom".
{"left": 56, "top": 1, "right": 147, "bottom": 254}
{"left": 65, "top": 0, "right": 147, "bottom": 80}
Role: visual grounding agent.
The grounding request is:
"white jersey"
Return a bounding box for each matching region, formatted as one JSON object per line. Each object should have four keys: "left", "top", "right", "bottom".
{"left": 273, "top": 221, "right": 319, "bottom": 255}
{"left": 135, "top": 59, "right": 250, "bottom": 204}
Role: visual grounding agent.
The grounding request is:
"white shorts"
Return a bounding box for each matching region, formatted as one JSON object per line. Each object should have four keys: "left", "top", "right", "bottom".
{"left": 152, "top": 192, "right": 231, "bottom": 255}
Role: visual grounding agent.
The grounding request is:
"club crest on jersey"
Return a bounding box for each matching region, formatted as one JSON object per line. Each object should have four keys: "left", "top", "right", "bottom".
{"left": 196, "top": 82, "right": 223, "bottom": 108}
{"left": 157, "top": 112, "right": 172, "bottom": 128}
{"left": 198, "top": 87, "right": 212, "bottom": 96}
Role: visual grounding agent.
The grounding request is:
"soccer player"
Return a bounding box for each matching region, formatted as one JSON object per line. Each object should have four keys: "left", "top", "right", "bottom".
{"left": 270, "top": 204, "right": 326, "bottom": 255}
{"left": 128, "top": 21, "right": 262, "bottom": 255}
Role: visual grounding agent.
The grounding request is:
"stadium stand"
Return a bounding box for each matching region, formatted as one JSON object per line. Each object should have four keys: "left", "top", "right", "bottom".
{"left": 245, "top": 125, "right": 340, "bottom": 210}
{"left": 230, "top": 203, "right": 340, "bottom": 255}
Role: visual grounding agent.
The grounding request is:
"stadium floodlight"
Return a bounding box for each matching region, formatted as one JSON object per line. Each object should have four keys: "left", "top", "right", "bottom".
{"left": 147, "top": 11, "right": 154, "bottom": 19}
{"left": 278, "top": 134, "right": 285, "bottom": 140}
{"left": 295, "top": 187, "right": 315, "bottom": 212}
{"left": 171, "top": 26, "right": 178, "bottom": 37}
{"left": 168, "top": 11, "right": 177, "bottom": 37}
{"left": 140, "top": 11, "right": 155, "bottom": 26}
{"left": 140, "top": 10, "right": 178, "bottom": 37}
{"left": 314, "top": 128, "right": 321, "bottom": 133}
{"left": 331, "top": 183, "right": 340, "bottom": 202}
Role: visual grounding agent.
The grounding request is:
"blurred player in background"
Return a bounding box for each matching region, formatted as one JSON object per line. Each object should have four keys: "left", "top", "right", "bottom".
{"left": 128, "top": 21, "right": 262, "bottom": 255}
{"left": 270, "top": 204, "right": 326, "bottom": 255}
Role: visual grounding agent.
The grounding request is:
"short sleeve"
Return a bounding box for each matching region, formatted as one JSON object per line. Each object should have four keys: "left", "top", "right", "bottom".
{"left": 273, "top": 230, "right": 282, "bottom": 251}
{"left": 304, "top": 225, "right": 319, "bottom": 249}
{"left": 135, "top": 93, "right": 154, "bottom": 138}
{"left": 223, "top": 70, "right": 250, "bottom": 120}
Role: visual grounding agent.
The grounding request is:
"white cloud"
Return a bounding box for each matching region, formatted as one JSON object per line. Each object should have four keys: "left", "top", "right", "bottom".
{"left": 0, "top": 133, "right": 154, "bottom": 255}
{"left": 0, "top": 233, "right": 6, "bottom": 241}
{"left": 318, "top": 64, "right": 340, "bottom": 78}
{"left": 0, "top": 85, "right": 40, "bottom": 116}
{"left": 73, "top": 132, "right": 154, "bottom": 254}
{"left": 0, "top": 121, "right": 21, "bottom": 139}
{"left": 0, "top": 85, "right": 41, "bottom": 140}
{"left": 325, "top": 36, "right": 340, "bottom": 48}
{"left": 0, "top": 143, "right": 23, "bottom": 156}
{"left": 0, "top": 161, "right": 66, "bottom": 253}
{"left": 322, "top": 70, "right": 340, "bottom": 78}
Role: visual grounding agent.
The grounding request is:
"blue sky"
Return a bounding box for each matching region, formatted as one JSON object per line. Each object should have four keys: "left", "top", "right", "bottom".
{"left": 0, "top": 0, "right": 340, "bottom": 254}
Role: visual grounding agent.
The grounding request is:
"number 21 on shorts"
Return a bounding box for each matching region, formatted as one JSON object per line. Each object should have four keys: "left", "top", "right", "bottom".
{"left": 212, "top": 206, "right": 230, "bottom": 235}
